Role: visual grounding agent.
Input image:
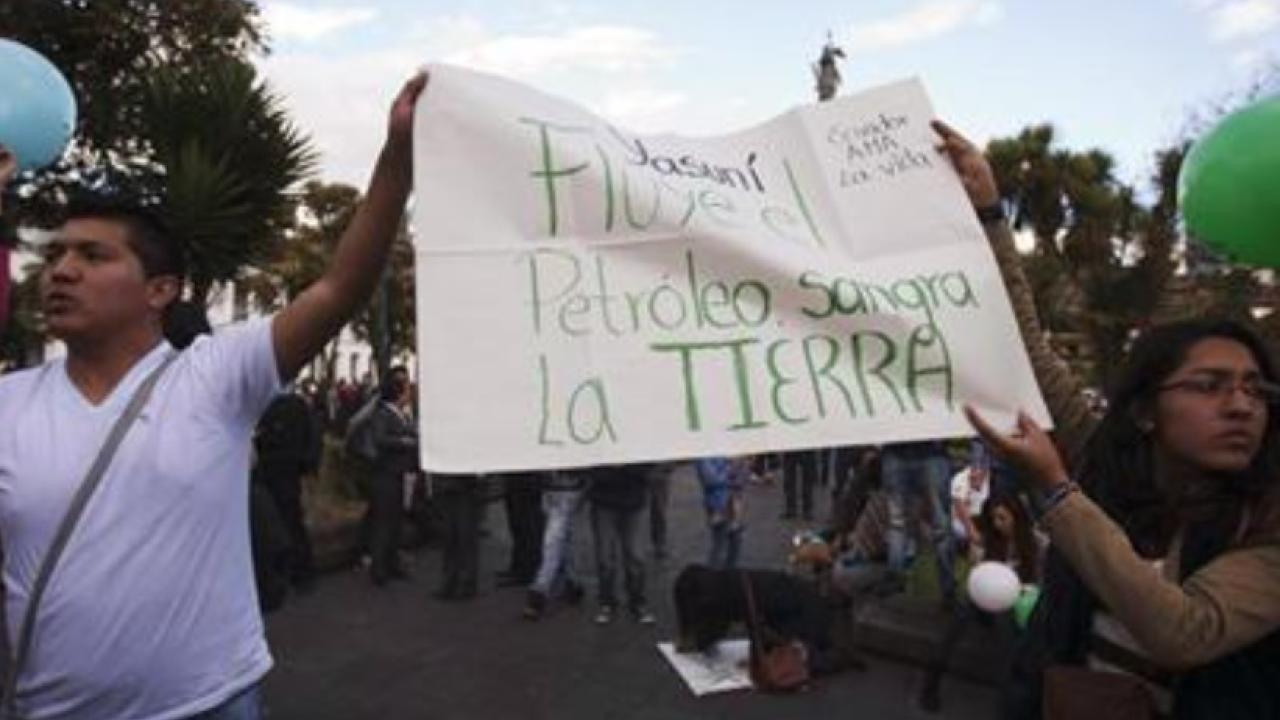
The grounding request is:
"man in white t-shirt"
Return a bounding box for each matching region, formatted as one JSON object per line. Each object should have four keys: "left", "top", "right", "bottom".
{"left": 950, "top": 462, "right": 990, "bottom": 559}
{"left": 0, "top": 73, "right": 427, "bottom": 720}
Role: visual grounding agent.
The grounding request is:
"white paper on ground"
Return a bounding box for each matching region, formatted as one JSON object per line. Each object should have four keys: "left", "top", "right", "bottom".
{"left": 657, "top": 639, "right": 753, "bottom": 696}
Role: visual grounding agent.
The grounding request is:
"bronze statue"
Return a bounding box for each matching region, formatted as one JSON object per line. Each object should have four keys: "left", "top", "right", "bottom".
{"left": 813, "top": 35, "right": 846, "bottom": 102}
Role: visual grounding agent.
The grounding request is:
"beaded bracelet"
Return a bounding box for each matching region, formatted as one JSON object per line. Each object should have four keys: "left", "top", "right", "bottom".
{"left": 1034, "top": 481, "right": 1079, "bottom": 520}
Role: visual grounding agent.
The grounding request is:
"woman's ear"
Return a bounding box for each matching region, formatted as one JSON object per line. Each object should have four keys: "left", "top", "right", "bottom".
{"left": 1130, "top": 400, "right": 1156, "bottom": 434}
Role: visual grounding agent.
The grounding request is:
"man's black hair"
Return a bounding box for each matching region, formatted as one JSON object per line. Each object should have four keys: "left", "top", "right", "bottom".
{"left": 161, "top": 299, "right": 212, "bottom": 350}
{"left": 61, "top": 194, "right": 187, "bottom": 281}
{"left": 380, "top": 365, "right": 410, "bottom": 401}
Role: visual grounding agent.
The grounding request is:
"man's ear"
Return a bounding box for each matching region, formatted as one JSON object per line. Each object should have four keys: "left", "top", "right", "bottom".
{"left": 147, "top": 276, "right": 182, "bottom": 310}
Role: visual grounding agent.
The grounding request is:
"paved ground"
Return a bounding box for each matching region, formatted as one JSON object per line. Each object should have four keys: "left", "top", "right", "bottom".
{"left": 262, "top": 465, "right": 1000, "bottom": 719}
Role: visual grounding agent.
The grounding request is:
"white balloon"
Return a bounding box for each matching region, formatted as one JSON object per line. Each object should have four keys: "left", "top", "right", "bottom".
{"left": 966, "top": 561, "right": 1020, "bottom": 612}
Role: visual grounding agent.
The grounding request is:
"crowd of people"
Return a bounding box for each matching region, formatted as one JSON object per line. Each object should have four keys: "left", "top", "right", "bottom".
{"left": 0, "top": 69, "right": 1277, "bottom": 720}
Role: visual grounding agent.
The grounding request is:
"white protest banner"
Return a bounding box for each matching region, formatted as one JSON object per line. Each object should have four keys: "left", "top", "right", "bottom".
{"left": 412, "top": 64, "right": 1049, "bottom": 473}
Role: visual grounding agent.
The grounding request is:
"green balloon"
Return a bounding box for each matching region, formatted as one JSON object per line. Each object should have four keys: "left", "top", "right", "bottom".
{"left": 1013, "top": 584, "right": 1041, "bottom": 630}
{"left": 1179, "top": 95, "right": 1280, "bottom": 267}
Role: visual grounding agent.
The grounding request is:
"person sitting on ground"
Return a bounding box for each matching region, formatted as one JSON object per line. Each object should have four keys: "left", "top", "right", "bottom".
{"left": 974, "top": 490, "right": 1042, "bottom": 584}
{"left": 936, "top": 118, "right": 1280, "bottom": 719}
{"left": 820, "top": 451, "right": 938, "bottom": 600}
{"left": 919, "top": 489, "right": 1040, "bottom": 714}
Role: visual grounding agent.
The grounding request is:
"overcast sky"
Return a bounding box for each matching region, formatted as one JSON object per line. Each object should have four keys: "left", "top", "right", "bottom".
{"left": 256, "top": 0, "right": 1279, "bottom": 190}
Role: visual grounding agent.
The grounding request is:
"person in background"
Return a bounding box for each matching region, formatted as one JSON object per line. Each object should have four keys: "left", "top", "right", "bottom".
{"left": 879, "top": 440, "right": 956, "bottom": 606}
{"left": 497, "top": 472, "right": 546, "bottom": 588}
{"left": 975, "top": 491, "right": 1041, "bottom": 583}
{"left": 920, "top": 489, "right": 1039, "bottom": 714}
{"left": 781, "top": 449, "right": 819, "bottom": 520}
{"left": 950, "top": 450, "right": 991, "bottom": 564}
{"left": 434, "top": 473, "right": 483, "bottom": 601}
{"left": 254, "top": 386, "right": 322, "bottom": 592}
{"left": 647, "top": 462, "right": 677, "bottom": 560}
{"left": 695, "top": 456, "right": 748, "bottom": 569}
{"left": 586, "top": 464, "right": 657, "bottom": 625}
{"left": 366, "top": 365, "right": 417, "bottom": 587}
{"left": 522, "top": 471, "right": 587, "bottom": 620}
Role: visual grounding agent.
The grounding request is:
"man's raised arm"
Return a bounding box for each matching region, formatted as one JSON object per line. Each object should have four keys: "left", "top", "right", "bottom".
{"left": 273, "top": 72, "right": 428, "bottom": 381}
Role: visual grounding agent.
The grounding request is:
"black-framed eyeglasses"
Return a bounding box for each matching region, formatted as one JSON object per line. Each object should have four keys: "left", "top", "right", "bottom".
{"left": 1158, "top": 374, "right": 1280, "bottom": 404}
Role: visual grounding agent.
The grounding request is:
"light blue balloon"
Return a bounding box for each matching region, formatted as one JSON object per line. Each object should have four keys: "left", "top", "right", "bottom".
{"left": 0, "top": 39, "right": 77, "bottom": 171}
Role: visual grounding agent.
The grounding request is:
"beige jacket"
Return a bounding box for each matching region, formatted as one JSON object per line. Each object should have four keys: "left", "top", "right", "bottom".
{"left": 984, "top": 219, "right": 1280, "bottom": 670}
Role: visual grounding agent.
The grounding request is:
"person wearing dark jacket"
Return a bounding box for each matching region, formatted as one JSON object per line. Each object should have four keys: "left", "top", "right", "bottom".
{"left": 253, "top": 388, "right": 321, "bottom": 590}
{"left": 586, "top": 464, "right": 656, "bottom": 625}
{"left": 497, "top": 472, "right": 546, "bottom": 587}
{"left": 367, "top": 366, "right": 418, "bottom": 586}
{"left": 434, "top": 473, "right": 484, "bottom": 601}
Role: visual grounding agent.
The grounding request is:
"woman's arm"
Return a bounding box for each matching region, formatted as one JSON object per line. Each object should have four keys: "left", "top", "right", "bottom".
{"left": 1043, "top": 491, "right": 1280, "bottom": 669}
{"left": 932, "top": 120, "right": 1099, "bottom": 459}
{"left": 966, "top": 408, "right": 1280, "bottom": 670}
{"left": 982, "top": 220, "right": 1099, "bottom": 460}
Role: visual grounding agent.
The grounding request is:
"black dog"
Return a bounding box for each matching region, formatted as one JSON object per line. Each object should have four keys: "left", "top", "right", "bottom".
{"left": 672, "top": 563, "right": 863, "bottom": 675}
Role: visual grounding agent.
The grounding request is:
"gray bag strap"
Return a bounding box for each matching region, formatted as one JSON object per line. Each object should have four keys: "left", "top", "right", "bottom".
{"left": 2, "top": 351, "right": 179, "bottom": 718}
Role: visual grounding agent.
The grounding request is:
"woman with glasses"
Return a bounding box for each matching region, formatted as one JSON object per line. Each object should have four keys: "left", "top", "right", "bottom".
{"left": 934, "top": 120, "right": 1280, "bottom": 719}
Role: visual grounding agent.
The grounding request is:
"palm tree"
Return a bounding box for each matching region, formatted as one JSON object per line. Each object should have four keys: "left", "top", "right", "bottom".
{"left": 241, "top": 181, "right": 359, "bottom": 382}
{"left": 241, "top": 182, "right": 416, "bottom": 384}
{"left": 985, "top": 125, "right": 1177, "bottom": 387}
{"left": 139, "top": 59, "right": 317, "bottom": 306}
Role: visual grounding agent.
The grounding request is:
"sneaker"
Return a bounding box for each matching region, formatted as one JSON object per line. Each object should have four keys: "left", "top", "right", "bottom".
{"left": 594, "top": 605, "right": 616, "bottom": 625}
{"left": 522, "top": 590, "right": 546, "bottom": 621}
{"left": 632, "top": 606, "right": 656, "bottom": 625}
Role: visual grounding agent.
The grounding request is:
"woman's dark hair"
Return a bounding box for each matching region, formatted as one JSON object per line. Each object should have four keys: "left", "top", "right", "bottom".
{"left": 1075, "top": 319, "right": 1280, "bottom": 555}
{"left": 977, "top": 491, "right": 1040, "bottom": 584}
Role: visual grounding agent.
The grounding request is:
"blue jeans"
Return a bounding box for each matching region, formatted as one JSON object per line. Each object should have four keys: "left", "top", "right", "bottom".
{"left": 882, "top": 448, "right": 955, "bottom": 599}
{"left": 189, "top": 684, "right": 261, "bottom": 720}
{"left": 530, "top": 488, "right": 583, "bottom": 595}
{"left": 706, "top": 521, "right": 742, "bottom": 569}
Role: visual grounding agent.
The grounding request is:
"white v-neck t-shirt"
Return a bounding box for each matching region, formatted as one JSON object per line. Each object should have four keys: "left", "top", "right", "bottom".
{"left": 0, "top": 318, "right": 280, "bottom": 719}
